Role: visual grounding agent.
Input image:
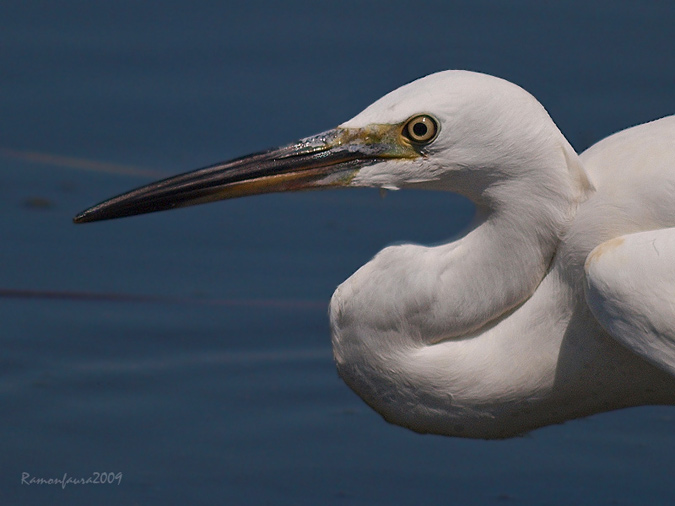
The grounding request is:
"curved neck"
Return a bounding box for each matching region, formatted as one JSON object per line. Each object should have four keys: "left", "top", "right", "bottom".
{"left": 346, "top": 150, "right": 587, "bottom": 345}
{"left": 329, "top": 145, "right": 605, "bottom": 437}
{"left": 422, "top": 140, "right": 590, "bottom": 339}
{"left": 421, "top": 199, "right": 565, "bottom": 340}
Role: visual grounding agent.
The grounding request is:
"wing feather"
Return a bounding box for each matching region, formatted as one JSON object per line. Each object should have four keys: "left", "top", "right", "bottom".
{"left": 585, "top": 228, "right": 675, "bottom": 376}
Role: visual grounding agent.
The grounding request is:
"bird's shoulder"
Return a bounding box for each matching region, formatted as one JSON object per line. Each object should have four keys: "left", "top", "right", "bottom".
{"left": 580, "top": 115, "right": 675, "bottom": 192}
{"left": 574, "top": 116, "right": 675, "bottom": 236}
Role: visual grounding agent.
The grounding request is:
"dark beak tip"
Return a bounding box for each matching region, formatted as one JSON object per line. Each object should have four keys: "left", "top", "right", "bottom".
{"left": 72, "top": 214, "right": 87, "bottom": 224}
{"left": 73, "top": 206, "right": 118, "bottom": 224}
{"left": 73, "top": 207, "right": 100, "bottom": 224}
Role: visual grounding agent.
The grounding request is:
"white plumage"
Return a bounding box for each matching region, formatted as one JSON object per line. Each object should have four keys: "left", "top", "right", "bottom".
{"left": 75, "top": 71, "right": 675, "bottom": 439}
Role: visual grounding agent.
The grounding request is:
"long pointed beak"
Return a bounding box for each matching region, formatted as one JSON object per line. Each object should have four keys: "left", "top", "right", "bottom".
{"left": 73, "top": 126, "right": 415, "bottom": 224}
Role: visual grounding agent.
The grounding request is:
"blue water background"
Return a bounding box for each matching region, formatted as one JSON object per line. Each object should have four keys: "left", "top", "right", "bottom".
{"left": 1, "top": 1, "right": 674, "bottom": 504}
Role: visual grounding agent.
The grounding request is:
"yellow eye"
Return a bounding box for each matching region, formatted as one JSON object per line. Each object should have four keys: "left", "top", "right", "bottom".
{"left": 403, "top": 115, "right": 438, "bottom": 144}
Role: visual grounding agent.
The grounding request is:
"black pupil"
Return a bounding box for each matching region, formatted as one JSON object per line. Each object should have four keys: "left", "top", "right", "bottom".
{"left": 412, "top": 122, "right": 428, "bottom": 137}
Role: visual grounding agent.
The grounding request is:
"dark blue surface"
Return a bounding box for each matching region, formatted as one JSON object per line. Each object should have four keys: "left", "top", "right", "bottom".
{"left": 1, "top": 2, "right": 674, "bottom": 505}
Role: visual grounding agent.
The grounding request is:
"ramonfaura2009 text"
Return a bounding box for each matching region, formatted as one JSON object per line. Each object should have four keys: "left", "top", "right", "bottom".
{"left": 21, "top": 472, "right": 123, "bottom": 489}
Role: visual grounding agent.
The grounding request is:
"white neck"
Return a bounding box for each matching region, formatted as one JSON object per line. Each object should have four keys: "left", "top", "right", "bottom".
{"left": 333, "top": 141, "right": 586, "bottom": 347}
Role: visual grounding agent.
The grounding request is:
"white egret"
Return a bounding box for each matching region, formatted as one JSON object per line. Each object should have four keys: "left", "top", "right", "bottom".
{"left": 74, "top": 71, "right": 675, "bottom": 438}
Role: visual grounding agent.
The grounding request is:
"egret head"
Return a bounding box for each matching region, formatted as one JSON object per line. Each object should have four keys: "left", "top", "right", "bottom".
{"left": 74, "top": 70, "right": 587, "bottom": 223}
{"left": 340, "top": 70, "right": 581, "bottom": 201}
